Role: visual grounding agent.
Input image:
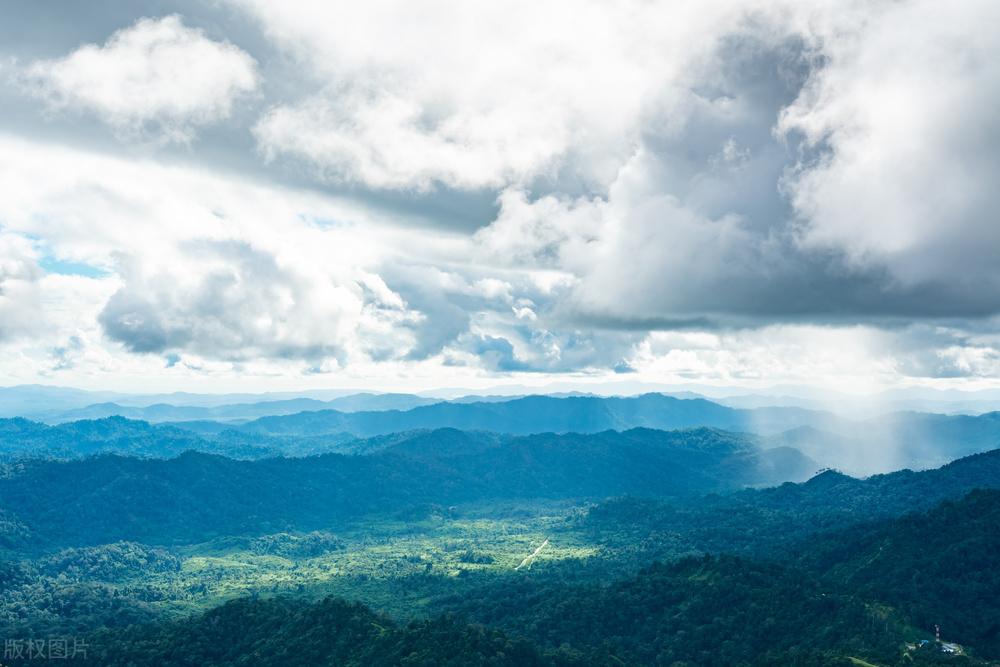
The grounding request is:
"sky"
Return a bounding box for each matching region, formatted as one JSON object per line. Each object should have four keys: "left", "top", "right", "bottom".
{"left": 0, "top": 0, "right": 998, "bottom": 395}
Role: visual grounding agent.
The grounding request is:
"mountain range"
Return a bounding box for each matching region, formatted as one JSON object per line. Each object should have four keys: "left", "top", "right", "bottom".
{"left": 5, "top": 393, "right": 1000, "bottom": 474}
{"left": 0, "top": 427, "right": 816, "bottom": 549}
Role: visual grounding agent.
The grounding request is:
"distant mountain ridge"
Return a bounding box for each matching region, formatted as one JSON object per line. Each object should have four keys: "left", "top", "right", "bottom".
{"left": 0, "top": 416, "right": 357, "bottom": 461}
{"left": 39, "top": 393, "right": 443, "bottom": 423}
{"left": 232, "top": 394, "right": 1000, "bottom": 473}
{"left": 5, "top": 392, "right": 1000, "bottom": 473}
{"left": 9, "top": 382, "right": 1000, "bottom": 419}
{"left": 0, "top": 427, "right": 816, "bottom": 549}
{"left": 238, "top": 393, "right": 822, "bottom": 436}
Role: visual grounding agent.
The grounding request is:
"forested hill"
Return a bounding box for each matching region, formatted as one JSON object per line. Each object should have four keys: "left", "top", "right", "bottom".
{"left": 434, "top": 554, "right": 909, "bottom": 666}
{"left": 72, "top": 552, "right": 989, "bottom": 667}
{"left": 584, "top": 445, "right": 1000, "bottom": 560}
{"left": 6, "top": 480, "right": 997, "bottom": 665}
{"left": 436, "top": 490, "right": 1000, "bottom": 665}
{"left": 797, "top": 488, "right": 1000, "bottom": 658}
{"left": 2, "top": 429, "right": 998, "bottom": 664}
{"left": 0, "top": 427, "right": 815, "bottom": 549}
{"left": 79, "top": 596, "right": 573, "bottom": 667}
{"left": 0, "top": 416, "right": 234, "bottom": 460}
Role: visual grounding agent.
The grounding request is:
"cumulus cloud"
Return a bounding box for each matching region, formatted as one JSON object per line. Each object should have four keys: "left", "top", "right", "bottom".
{"left": 1, "top": 1, "right": 999, "bottom": 391}
{"left": 98, "top": 239, "right": 417, "bottom": 363}
{"left": 240, "top": 0, "right": 757, "bottom": 191}
{"left": 0, "top": 130, "right": 995, "bottom": 389}
{"left": 238, "top": 0, "right": 1000, "bottom": 326}
{"left": 0, "top": 232, "right": 44, "bottom": 341}
{"left": 0, "top": 135, "right": 429, "bottom": 372}
{"left": 0, "top": 133, "right": 643, "bottom": 380}
{"left": 628, "top": 326, "right": 899, "bottom": 388}
{"left": 21, "top": 15, "right": 258, "bottom": 143}
{"left": 446, "top": 334, "right": 532, "bottom": 373}
{"left": 466, "top": 1, "right": 1000, "bottom": 329}
{"left": 0, "top": 229, "right": 117, "bottom": 383}
{"left": 885, "top": 324, "right": 1000, "bottom": 380}
{"left": 477, "top": 152, "right": 970, "bottom": 333}
{"left": 778, "top": 0, "right": 1000, "bottom": 289}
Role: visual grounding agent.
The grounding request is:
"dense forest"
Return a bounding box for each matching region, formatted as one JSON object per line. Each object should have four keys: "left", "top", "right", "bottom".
{"left": 7, "top": 490, "right": 996, "bottom": 665}
{"left": 1, "top": 395, "right": 998, "bottom": 665}
{"left": 582, "top": 447, "right": 1000, "bottom": 561}
{"left": 0, "top": 427, "right": 815, "bottom": 548}
{"left": 798, "top": 489, "right": 1000, "bottom": 657}
{"left": 434, "top": 490, "right": 1000, "bottom": 664}
{"left": 50, "top": 597, "right": 567, "bottom": 666}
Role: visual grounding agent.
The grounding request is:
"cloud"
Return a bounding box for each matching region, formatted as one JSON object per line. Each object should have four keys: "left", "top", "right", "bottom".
{"left": 778, "top": 0, "right": 1000, "bottom": 289}
{"left": 0, "top": 229, "right": 117, "bottom": 381}
{"left": 476, "top": 148, "right": 983, "bottom": 333}
{"left": 239, "top": 0, "right": 757, "bottom": 191}
{"left": 0, "top": 134, "right": 642, "bottom": 379}
{"left": 254, "top": 87, "right": 569, "bottom": 191}
{"left": 21, "top": 15, "right": 258, "bottom": 143}
{"left": 884, "top": 324, "right": 1000, "bottom": 380}
{"left": 0, "top": 232, "right": 44, "bottom": 341}
{"left": 0, "top": 135, "right": 429, "bottom": 371}
{"left": 98, "top": 239, "right": 417, "bottom": 363}
{"left": 466, "top": 2, "right": 1000, "bottom": 329}
{"left": 1, "top": 2, "right": 999, "bottom": 392}
{"left": 447, "top": 334, "right": 532, "bottom": 372}
{"left": 241, "top": 0, "right": 1000, "bottom": 327}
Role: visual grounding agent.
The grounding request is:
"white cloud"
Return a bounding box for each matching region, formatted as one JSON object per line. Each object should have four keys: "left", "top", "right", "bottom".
{"left": 0, "top": 135, "right": 427, "bottom": 373}
{"left": 254, "top": 87, "right": 570, "bottom": 191}
{"left": 472, "top": 151, "right": 790, "bottom": 326}
{"left": 1, "top": 2, "right": 999, "bottom": 393}
{"left": 0, "top": 232, "right": 44, "bottom": 341}
{"left": 778, "top": 0, "right": 1000, "bottom": 286}
{"left": 240, "top": 0, "right": 756, "bottom": 191}
{"left": 630, "top": 326, "right": 899, "bottom": 390}
{"left": 458, "top": 0, "right": 1000, "bottom": 329}
{"left": 21, "top": 15, "right": 258, "bottom": 143}
{"left": 0, "top": 134, "right": 637, "bottom": 381}
{"left": 97, "top": 239, "right": 414, "bottom": 362}
{"left": 0, "top": 230, "right": 118, "bottom": 380}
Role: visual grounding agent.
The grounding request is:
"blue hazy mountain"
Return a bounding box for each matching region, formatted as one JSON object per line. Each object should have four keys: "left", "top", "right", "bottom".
{"left": 0, "top": 385, "right": 444, "bottom": 420}
{"left": 0, "top": 385, "right": 126, "bottom": 418}
{"left": 45, "top": 393, "right": 441, "bottom": 423}
{"left": 0, "top": 415, "right": 362, "bottom": 461}
{"left": 0, "top": 427, "right": 816, "bottom": 548}
{"left": 766, "top": 411, "right": 1000, "bottom": 473}
{"left": 5, "top": 393, "right": 1000, "bottom": 473}
{"left": 238, "top": 393, "right": 823, "bottom": 436}
{"left": 231, "top": 394, "right": 1000, "bottom": 473}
